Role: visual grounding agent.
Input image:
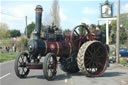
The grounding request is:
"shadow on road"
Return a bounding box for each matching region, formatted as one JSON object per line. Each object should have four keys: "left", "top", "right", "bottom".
{"left": 25, "top": 72, "right": 125, "bottom": 80}
{"left": 55, "top": 74, "right": 70, "bottom": 80}
{"left": 68, "top": 72, "right": 84, "bottom": 76}
{"left": 25, "top": 71, "right": 125, "bottom": 80}
{"left": 26, "top": 75, "right": 45, "bottom": 79}
{"left": 25, "top": 72, "right": 85, "bottom": 80}
{"left": 26, "top": 74, "right": 70, "bottom": 80}
{"left": 54, "top": 72, "right": 85, "bottom": 81}
{"left": 102, "top": 72, "right": 126, "bottom": 77}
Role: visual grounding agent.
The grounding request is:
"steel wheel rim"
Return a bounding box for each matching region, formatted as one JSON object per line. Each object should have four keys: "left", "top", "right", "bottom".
{"left": 84, "top": 42, "right": 107, "bottom": 75}
{"left": 18, "top": 54, "right": 29, "bottom": 76}
{"left": 47, "top": 55, "right": 56, "bottom": 78}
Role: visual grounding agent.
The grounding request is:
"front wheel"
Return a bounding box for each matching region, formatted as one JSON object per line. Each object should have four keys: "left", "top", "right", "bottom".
{"left": 43, "top": 53, "right": 57, "bottom": 81}
{"left": 14, "top": 52, "right": 30, "bottom": 78}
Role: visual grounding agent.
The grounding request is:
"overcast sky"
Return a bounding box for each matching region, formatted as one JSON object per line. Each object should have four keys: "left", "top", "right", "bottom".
{"left": 0, "top": 0, "right": 128, "bottom": 33}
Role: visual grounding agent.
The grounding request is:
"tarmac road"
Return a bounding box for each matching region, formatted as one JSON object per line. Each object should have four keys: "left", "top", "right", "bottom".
{"left": 0, "top": 60, "right": 128, "bottom": 85}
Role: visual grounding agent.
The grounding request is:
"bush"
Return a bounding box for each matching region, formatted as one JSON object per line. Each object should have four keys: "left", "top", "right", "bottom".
{"left": 16, "top": 37, "right": 28, "bottom": 52}
{"left": 124, "top": 40, "right": 128, "bottom": 48}
{"left": 120, "top": 59, "right": 128, "bottom": 66}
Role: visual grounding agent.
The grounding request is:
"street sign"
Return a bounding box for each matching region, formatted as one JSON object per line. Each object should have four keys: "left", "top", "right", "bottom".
{"left": 101, "top": 0, "right": 113, "bottom": 18}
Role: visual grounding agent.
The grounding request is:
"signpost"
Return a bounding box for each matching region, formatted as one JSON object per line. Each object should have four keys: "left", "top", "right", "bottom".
{"left": 98, "top": 0, "right": 120, "bottom": 63}
{"left": 101, "top": 0, "right": 113, "bottom": 18}
{"left": 97, "top": 18, "right": 117, "bottom": 45}
{"left": 98, "top": 0, "right": 115, "bottom": 45}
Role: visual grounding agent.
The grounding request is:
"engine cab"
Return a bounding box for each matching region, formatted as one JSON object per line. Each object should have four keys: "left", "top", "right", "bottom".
{"left": 43, "top": 25, "right": 65, "bottom": 42}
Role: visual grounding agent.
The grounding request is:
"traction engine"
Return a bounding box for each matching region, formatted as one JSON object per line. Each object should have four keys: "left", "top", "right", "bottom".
{"left": 14, "top": 5, "right": 108, "bottom": 80}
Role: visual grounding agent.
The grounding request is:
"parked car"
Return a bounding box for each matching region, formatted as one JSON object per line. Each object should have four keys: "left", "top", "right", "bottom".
{"left": 119, "top": 48, "right": 128, "bottom": 57}
{"left": 109, "top": 48, "right": 128, "bottom": 63}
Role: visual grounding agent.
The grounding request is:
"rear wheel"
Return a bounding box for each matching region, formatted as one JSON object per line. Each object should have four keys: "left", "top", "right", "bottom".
{"left": 77, "top": 41, "right": 108, "bottom": 77}
{"left": 43, "top": 53, "right": 57, "bottom": 81}
{"left": 14, "top": 52, "right": 30, "bottom": 78}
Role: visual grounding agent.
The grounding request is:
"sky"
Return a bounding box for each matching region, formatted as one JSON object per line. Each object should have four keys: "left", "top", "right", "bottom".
{"left": 0, "top": 0, "right": 128, "bottom": 33}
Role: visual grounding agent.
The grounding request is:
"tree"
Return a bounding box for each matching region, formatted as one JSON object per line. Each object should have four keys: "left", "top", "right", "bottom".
{"left": 6, "top": 30, "right": 11, "bottom": 38}
{"left": 16, "top": 37, "right": 28, "bottom": 52}
{"left": 101, "top": 24, "right": 106, "bottom": 44}
{"left": 78, "top": 23, "right": 88, "bottom": 35}
{"left": 25, "top": 22, "right": 45, "bottom": 38}
{"left": 63, "top": 29, "right": 71, "bottom": 33}
{"left": 110, "top": 20, "right": 127, "bottom": 44}
{"left": 0, "top": 22, "right": 8, "bottom": 30}
{"left": 0, "top": 22, "right": 8, "bottom": 39}
{"left": 9, "top": 30, "right": 21, "bottom": 37}
{"left": 100, "top": 13, "right": 128, "bottom": 45}
{"left": 25, "top": 22, "right": 35, "bottom": 38}
{"left": 120, "top": 13, "right": 128, "bottom": 31}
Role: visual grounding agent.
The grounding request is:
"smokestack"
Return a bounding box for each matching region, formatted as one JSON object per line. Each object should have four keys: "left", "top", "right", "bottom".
{"left": 33, "top": 5, "right": 43, "bottom": 39}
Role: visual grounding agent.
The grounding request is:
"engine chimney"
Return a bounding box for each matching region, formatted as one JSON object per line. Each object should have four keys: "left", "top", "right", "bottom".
{"left": 33, "top": 5, "right": 43, "bottom": 39}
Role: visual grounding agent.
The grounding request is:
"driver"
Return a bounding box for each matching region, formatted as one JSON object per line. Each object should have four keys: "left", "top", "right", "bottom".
{"left": 89, "top": 24, "right": 94, "bottom": 33}
{"left": 95, "top": 25, "right": 102, "bottom": 41}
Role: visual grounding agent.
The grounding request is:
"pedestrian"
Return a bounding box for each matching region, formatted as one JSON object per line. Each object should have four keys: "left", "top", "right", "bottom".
{"left": 95, "top": 25, "right": 102, "bottom": 41}
{"left": 6, "top": 46, "right": 8, "bottom": 52}
{"left": 6, "top": 46, "right": 10, "bottom": 52}
{"left": 13, "top": 44, "right": 16, "bottom": 52}
{"left": 8, "top": 46, "right": 10, "bottom": 52}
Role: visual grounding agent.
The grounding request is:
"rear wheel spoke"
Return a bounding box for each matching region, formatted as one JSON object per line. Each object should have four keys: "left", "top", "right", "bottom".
{"left": 87, "top": 49, "right": 93, "bottom": 56}
{"left": 78, "top": 41, "right": 108, "bottom": 77}
{"left": 97, "top": 62, "right": 103, "bottom": 68}
{"left": 85, "top": 56, "right": 92, "bottom": 59}
{"left": 85, "top": 59, "right": 92, "bottom": 66}
{"left": 94, "top": 47, "right": 102, "bottom": 55}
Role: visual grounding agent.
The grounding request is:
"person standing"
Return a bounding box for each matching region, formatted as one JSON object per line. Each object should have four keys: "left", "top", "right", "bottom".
{"left": 95, "top": 25, "right": 102, "bottom": 41}
{"left": 13, "top": 44, "right": 16, "bottom": 52}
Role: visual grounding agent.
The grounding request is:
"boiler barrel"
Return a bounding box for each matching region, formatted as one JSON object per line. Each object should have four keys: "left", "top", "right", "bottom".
{"left": 43, "top": 41, "right": 72, "bottom": 56}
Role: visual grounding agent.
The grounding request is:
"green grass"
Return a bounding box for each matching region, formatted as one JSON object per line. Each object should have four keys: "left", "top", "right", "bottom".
{"left": 0, "top": 52, "right": 19, "bottom": 63}
{"left": 120, "top": 59, "right": 128, "bottom": 66}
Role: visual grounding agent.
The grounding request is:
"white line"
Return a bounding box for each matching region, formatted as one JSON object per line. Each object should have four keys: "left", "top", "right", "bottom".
{"left": 0, "top": 73, "right": 11, "bottom": 79}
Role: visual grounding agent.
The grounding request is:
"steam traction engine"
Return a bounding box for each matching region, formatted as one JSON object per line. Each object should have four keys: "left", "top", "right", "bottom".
{"left": 14, "top": 5, "right": 108, "bottom": 80}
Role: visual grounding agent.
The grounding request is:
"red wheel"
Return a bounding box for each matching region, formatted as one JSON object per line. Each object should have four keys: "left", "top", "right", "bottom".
{"left": 14, "top": 52, "right": 30, "bottom": 78}
{"left": 43, "top": 53, "right": 57, "bottom": 81}
{"left": 70, "top": 25, "right": 90, "bottom": 49}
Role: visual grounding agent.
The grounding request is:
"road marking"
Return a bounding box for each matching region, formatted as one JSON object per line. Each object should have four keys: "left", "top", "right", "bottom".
{"left": 0, "top": 73, "right": 11, "bottom": 79}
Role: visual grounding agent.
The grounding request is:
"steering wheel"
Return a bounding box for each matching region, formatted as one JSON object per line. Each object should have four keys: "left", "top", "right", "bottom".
{"left": 70, "top": 25, "right": 90, "bottom": 49}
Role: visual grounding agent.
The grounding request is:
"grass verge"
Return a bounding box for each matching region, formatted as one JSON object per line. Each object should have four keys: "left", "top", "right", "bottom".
{"left": 120, "top": 59, "right": 128, "bottom": 67}
{"left": 0, "top": 52, "right": 19, "bottom": 63}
